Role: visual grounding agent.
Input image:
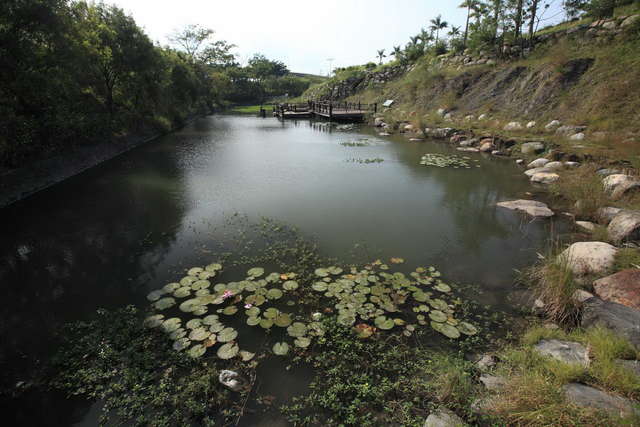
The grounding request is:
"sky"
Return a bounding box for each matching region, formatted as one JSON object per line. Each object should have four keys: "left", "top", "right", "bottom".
{"left": 108, "top": 0, "right": 566, "bottom": 75}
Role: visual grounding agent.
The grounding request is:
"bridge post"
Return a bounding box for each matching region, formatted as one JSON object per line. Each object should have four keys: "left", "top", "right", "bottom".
{"left": 329, "top": 104, "right": 333, "bottom": 121}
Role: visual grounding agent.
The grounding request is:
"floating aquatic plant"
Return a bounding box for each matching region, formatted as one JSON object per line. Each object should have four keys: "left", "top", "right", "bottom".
{"left": 419, "top": 153, "right": 474, "bottom": 169}
{"left": 273, "top": 342, "right": 289, "bottom": 356}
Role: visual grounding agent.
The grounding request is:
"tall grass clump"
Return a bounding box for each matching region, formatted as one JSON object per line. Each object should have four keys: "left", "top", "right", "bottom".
{"left": 549, "top": 164, "right": 608, "bottom": 219}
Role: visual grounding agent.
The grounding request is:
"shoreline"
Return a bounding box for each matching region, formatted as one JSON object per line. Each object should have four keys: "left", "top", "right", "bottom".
{"left": 0, "top": 115, "right": 205, "bottom": 209}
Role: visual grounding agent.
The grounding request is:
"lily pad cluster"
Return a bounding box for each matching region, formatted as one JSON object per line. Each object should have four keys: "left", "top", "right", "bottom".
{"left": 144, "top": 259, "right": 479, "bottom": 361}
{"left": 419, "top": 153, "right": 477, "bottom": 169}
{"left": 309, "top": 260, "right": 478, "bottom": 339}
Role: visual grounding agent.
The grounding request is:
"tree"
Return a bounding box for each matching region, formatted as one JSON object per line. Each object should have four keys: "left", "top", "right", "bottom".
{"left": 429, "top": 14, "right": 449, "bottom": 45}
{"left": 169, "top": 24, "right": 213, "bottom": 59}
{"left": 448, "top": 25, "right": 461, "bottom": 37}
{"left": 376, "top": 49, "right": 386, "bottom": 65}
{"left": 459, "top": 0, "right": 482, "bottom": 47}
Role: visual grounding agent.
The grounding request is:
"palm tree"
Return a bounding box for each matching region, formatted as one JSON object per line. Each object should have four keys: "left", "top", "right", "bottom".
{"left": 376, "top": 49, "right": 386, "bottom": 65}
{"left": 429, "top": 15, "right": 449, "bottom": 45}
{"left": 448, "top": 25, "right": 461, "bottom": 38}
{"left": 419, "top": 28, "right": 434, "bottom": 45}
{"left": 409, "top": 35, "right": 421, "bottom": 46}
{"left": 458, "top": 0, "right": 480, "bottom": 48}
{"left": 391, "top": 45, "right": 402, "bottom": 57}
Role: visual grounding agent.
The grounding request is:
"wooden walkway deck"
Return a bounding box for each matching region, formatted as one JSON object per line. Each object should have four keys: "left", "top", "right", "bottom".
{"left": 273, "top": 101, "right": 377, "bottom": 122}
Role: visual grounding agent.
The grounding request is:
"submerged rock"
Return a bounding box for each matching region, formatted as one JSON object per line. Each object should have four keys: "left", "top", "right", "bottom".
{"left": 497, "top": 199, "right": 554, "bottom": 217}
{"left": 608, "top": 210, "right": 640, "bottom": 243}
{"left": 563, "top": 383, "right": 639, "bottom": 418}
{"left": 218, "top": 370, "right": 247, "bottom": 392}
{"left": 424, "top": 407, "right": 467, "bottom": 427}
{"left": 593, "top": 269, "right": 640, "bottom": 310}
{"left": 533, "top": 339, "right": 590, "bottom": 367}
{"left": 559, "top": 242, "right": 617, "bottom": 277}
{"left": 581, "top": 297, "right": 640, "bottom": 347}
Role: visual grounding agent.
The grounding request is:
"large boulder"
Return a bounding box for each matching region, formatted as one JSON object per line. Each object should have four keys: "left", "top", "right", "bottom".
{"left": 563, "top": 383, "right": 639, "bottom": 418}
{"left": 424, "top": 407, "right": 467, "bottom": 427}
{"left": 545, "top": 120, "right": 562, "bottom": 131}
{"left": 596, "top": 207, "right": 623, "bottom": 225}
{"left": 602, "top": 174, "right": 640, "bottom": 199}
{"left": 521, "top": 142, "right": 545, "bottom": 154}
{"left": 533, "top": 339, "right": 590, "bottom": 367}
{"left": 530, "top": 172, "right": 560, "bottom": 184}
{"left": 593, "top": 269, "right": 640, "bottom": 310}
{"left": 581, "top": 297, "right": 640, "bottom": 347}
{"left": 556, "top": 125, "right": 587, "bottom": 136}
{"left": 497, "top": 199, "right": 554, "bottom": 217}
{"left": 559, "top": 242, "right": 617, "bottom": 277}
{"left": 621, "top": 14, "right": 640, "bottom": 27}
{"left": 608, "top": 211, "right": 640, "bottom": 243}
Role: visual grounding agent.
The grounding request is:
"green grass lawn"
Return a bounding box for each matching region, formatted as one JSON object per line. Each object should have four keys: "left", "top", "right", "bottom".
{"left": 227, "top": 105, "right": 266, "bottom": 114}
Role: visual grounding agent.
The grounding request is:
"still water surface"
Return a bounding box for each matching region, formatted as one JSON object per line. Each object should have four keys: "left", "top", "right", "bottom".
{"left": 1, "top": 115, "right": 562, "bottom": 425}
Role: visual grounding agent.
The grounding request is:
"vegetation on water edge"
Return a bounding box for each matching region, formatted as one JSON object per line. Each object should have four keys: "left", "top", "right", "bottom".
{"left": 226, "top": 105, "right": 265, "bottom": 114}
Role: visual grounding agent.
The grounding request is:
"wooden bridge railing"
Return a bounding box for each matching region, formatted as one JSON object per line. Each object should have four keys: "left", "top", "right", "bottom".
{"left": 273, "top": 100, "right": 378, "bottom": 120}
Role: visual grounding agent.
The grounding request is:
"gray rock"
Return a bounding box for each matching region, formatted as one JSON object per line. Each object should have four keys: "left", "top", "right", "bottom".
{"left": 530, "top": 172, "right": 560, "bottom": 184}
{"left": 575, "top": 221, "right": 596, "bottom": 232}
{"left": 479, "top": 375, "right": 507, "bottom": 391}
{"left": 476, "top": 354, "right": 498, "bottom": 371}
{"left": 521, "top": 142, "right": 545, "bottom": 154}
{"left": 504, "top": 121, "right": 523, "bottom": 131}
{"left": 525, "top": 166, "right": 552, "bottom": 177}
{"left": 597, "top": 207, "right": 623, "bottom": 224}
{"left": 526, "top": 121, "right": 537, "bottom": 128}
{"left": 497, "top": 199, "right": 554, "bottom": 217}
{"left": 602, "top": 174, "right": 639, "bottom": 196}
{"left": 582, "top": 297, "right": 640, "bottom": 347}
{"left": 427, "top": 128, "right": 457, "bottom": 139}
{"left": 477, "top": 113, "right": 488, "bottom": 121}
{"left": 556, "top": 125, "right": 587, "bottom": 136}
{"left": 616, "top": 359, "right": 640, "bottom": 377}
{"left": 424, "top": 407, "right": 467, "bottom": 427}
{"left": 596, "top": 168, "right": 622, "bottom": 176}
{"left": 559, "top": 242, "right": 618, "bottom": 277}
{"left": 564, "top": 161, "right": 581, "bottom": 168}
{"left": 527, "top": 158, "right": 550, "bottom": 169}
{"left": 374, "top": 117, "right": 385, "bottom": 127}
{"left": 516, "top": 159, "right": 524, "bottom": 165}
{"left": 533, "top": 339, "right": 590, "bottom": 366}
{"left": 545, "top": 120, "right": 562, "bottom": 131}
{"left": 457, "top": 147, "right": 480, "bottom": 152}
{"left": 608, "top": 211, "right": 640, "bottom": 243}
{"left": 563, "top": 383, "right": 639, "bottom": 418}
{"left": 218, "top": 370, "right": 247, "bottom": 392}
{"left": 543, "top": 161, "right": 564, "bottom": 171}
{"left": 621, "top": 15, "right": 640, "bottom": 27}
{"left": 573, "top": 289, "right": 595, "bottom": 303}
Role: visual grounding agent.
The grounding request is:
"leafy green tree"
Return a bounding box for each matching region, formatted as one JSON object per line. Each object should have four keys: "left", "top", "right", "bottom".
{"left": 376, "top": 49, "right": 386, "bottom": 64}
{"left": 429, "top": 14, "right": 449, "bottom": 44}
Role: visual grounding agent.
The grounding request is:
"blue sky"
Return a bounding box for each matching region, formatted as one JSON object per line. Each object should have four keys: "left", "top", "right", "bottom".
{"left": 110, "top": 0, "right": 566, "bottom": 75}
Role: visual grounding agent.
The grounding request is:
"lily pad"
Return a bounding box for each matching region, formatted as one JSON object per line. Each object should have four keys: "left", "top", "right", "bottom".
{"left": 174, "top": 287, "right": 191, "bottom": 298}
{"left": 189, "top": 327, "right": 210, "bottom": 341}
{"left": 217, "top": 343, "right": 239, "bottom": 359}
{"left": 434, "top": 283, "right": 451, "bottom": 293}
{"left": 202, "top": 314, "right": 219, "bottom": 325}
{"left": 314, "top": 268, "right": 329, "bottom": 277}
{"left": 432, "top": 322, "right": 461, "bottom": 339}
{"left": 247, "top": 267, "right": 264, "bottom": 278}
{"left": 283, "top": 280, "right": 299, "bottom": 291}
{"left": 457, "top": 322, "right": 478, "bottom": 336}
{"left": 287, "top": 322, "right": 307, "bottom": 337}
{"left": 205, "top": 263, "right": 222, "bottom": 272}
{"left": 154, "top": 297, "right": 176, "bottom": 310}
{"left": 267, "top": 288, "right": 283, "bottom": 300}
{"left": 218, "top": 327, "right": 238, "bottom": 342}
{"left": 143, "top": 314, "right": 164, "bottom": 328}
{"left": 259, "top": 318, "right": 274, "bottom": 329}
{"left": 169, "top": 328, "right": 187, "bottom": 340}
{"left": 312, "top": 281, "right": 328, "bottom": 292}
{"left": 274, "top": 313, "right": 293, "bottom": 327}
{"left": 186, "top": 318, "right": 203, "bottom": 329}
{"left": 188, "top": 344, "right": 206, "bottom": 358}
{"left": 173, "top": 337, "right": 190, "bottom": 351}
{"left": 246, "top": 316, "right": 260, "bottom": 326}
{"left": 162, "top": 283, "right": 180, "bottom": 293}
{"left": 374, "top": 316, "right": 394, "bottom": 330}
{"left": 429, "top": 310, "right": 447, "bottom": 323}
{"left": 273, "top": 342, "right": 290, "bottom": 356}
{"left": 222, "top": 305, "right": 238, "bottom": 315}
{"left": 294, "top": 337, "right": 311, "bottom": 348}
{"left": 239, "top": 350, "right": 255, "bottom": 361}
{"left": 192, "top": 280, "right": 210, "bottom": 290}
{"left": 146, "top": 290, "right": 164, "bottom": 302}
{"left": 161, "top": 318, "right": 181, "bottom": 333}
{"left": 179, "top": 298, "right": 202, "bottom": 313}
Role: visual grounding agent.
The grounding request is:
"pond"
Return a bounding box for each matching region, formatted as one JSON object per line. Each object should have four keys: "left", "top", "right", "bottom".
{"left": 0, "top": 115, "right": 563, "bottom": 425}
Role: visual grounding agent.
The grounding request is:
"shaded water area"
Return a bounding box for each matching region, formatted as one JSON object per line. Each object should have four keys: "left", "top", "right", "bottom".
{"left": 1, "top": 115, "right": 565, "bottom": 425}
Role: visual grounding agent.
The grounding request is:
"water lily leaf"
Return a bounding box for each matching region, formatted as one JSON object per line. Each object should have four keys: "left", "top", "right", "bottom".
{"left": 198, "top": 271, "right": 215, "bottom": 280}
{"left": 429, "top": 310, "right": 447, "bottom": 322}
{"left": 204, "top": 336, "right": 217, "bottom": 347}
{"left": 429, "top": 299, "right": 449, "bottom": 311}
{"left": 457, "top": 322, "right": 478, "bottom": 336}
{"left": 245, "top": 307, "right": 260, "bottom": 317}
{"left": 163, "top": 283, "right": 180, "bottom": 293}
{"left": 154, "top": 297, "right": 176, "bottom": 310}
{"left": 314, "top": 268, "right": 329, "bottom": 277}
{"left": 179, "top": 298, "right": 201, "bottom": 313}
{"left": 267, "top": 288, "right": 283, "bottom": 300}
{"left": 287, "top": 322, "right": 307, "bottom": 337}
{"left": 337, "top": 314, "right": 356, "bottom": 326}
{"left": 374, "top": 316, "right": 394, "bottom": 330}
{"left": 239, "top": 350, "right": 255, "bottom": 361}
{"left": 354, "top": 323, "right": 375, "bottom": 339}
{"left": 328, "top": 266, "right": 343, "bottom": 275}
{"left": 222, "top": 305, "right": 238, "bottom": 315}
{"left": 174, "top": 287, "right": 191, "bottom": 298}
{"left": 273, "top": 342, "right": 289, "bottom": 356}
{"left": 209, "top": 322, "right": 225, "bottom": 333}
{"left": 202, "top": 314, "right": 219, "bottom": 325}
{"left": 193, "top": 306, "right": 208, "bottom": 316}
{"left": 188, "top": 267, "right": 203, "bottom": 276}
{"left": 274, "top": 313, "right": 293, "bottom": 327}
{"left": 186, "top": 318, "right": 203, "bottom": 329}
{"left": 189, "top": 327, "right": 210, "bottom": 341}
{"left": 247, "top": 267, "right": 265, "bottom": 278}
{"left": 264, "top": 307, "right": 279, "bottom": 319}
{"left": 192, "top": 280, "right": 211, "bottom": 290}
{"left": 259, "top": 318, "right": 274, "bottom": 329}
{"left": 195, "top": 289, "right": 211, "bottom": 297}
{"left": 390, "top": 257, "right": 404, "bottom": 264}
{"left": 434, "top": 283, "right": 451, "bottom": 293}
{"left": 161, "top": 318, "right": 181, "bottom": 333}
{"left": 180, "top": 276, "right": 197, "bottom": 286}
{"left": 245, "top": 294, "right": 266, "bottom": 306}
{"left": 143, "top": 314, "right": 164, "bottom": 328}
{"left": 205, "top": 263, "right": 223, "bottom": 272}
{"left": 218, "top": 327, "right": 238, "bottom": 342}
{"left": 283, "top": 280, "right": 298, "bottom": 291}
{"left": 187, "top": 344, "right": 206, "bottom": 358}
{"left": 217, "top": 343, "right": 239, "bottom": 359}
{"left": 294, "top": 337, "right": 311, "bottom": 348}
{"left": 173, "top": 337, "right": 190, "bottom": 351}
{"left": 312, "top": 282, "right": 328, "bottom": 292}
{"left": 432, "top": 322, "right": 460, "bottom": 339}
{"left": 247, "top": 316, "right": 260, "bottom": 326}
{"left": 169, "top": 328, "right": 187, "bottom": 340}
{"left": 146, "top": 290, "right": 165, "bottom": 302}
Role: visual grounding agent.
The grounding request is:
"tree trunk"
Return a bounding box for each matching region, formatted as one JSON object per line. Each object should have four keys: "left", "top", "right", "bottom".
{"left": 514, "top": 0, "right": 524, "bottom": 40}
{"left": 463, "top": 6, "right": 471, "bottom": 48}
{"left": 528, "top": 0, "right": 539, "bottom": 45}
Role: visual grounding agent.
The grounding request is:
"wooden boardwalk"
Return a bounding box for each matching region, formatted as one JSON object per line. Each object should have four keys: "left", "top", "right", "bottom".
{"left": 273, "top": 101, "right": 377, "bottom": 122}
